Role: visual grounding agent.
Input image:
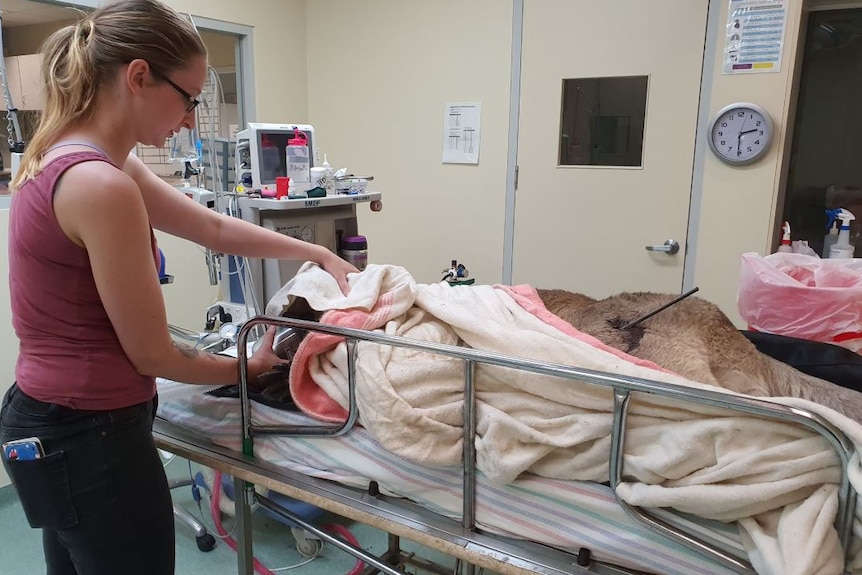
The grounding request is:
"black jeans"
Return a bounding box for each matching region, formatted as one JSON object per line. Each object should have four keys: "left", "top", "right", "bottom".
{"left": 0, "top": 384, "right": 174, "bottom": 575}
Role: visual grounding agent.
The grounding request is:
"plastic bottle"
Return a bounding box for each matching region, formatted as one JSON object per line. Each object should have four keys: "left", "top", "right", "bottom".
{"left": 322, "top": 154, "right": 334, "bottom": 196}
{"left": 340, "top": 235, "right": 368, "bottom": 271}
{"left": 829, "top": 208, "right": 856, "bottom": 258}
{"left": 823, "top": 220, "right": 839, "bottom": 257}
{"left": 776, "top": 221, "right": 792, "bottom": 253}
{"left": 286, "top": 129, "right": 310, "bottom": 194}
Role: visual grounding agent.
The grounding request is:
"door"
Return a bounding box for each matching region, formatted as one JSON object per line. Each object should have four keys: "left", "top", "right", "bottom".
{"left": 512, "top": 0, "right": 709, "bottom": 296}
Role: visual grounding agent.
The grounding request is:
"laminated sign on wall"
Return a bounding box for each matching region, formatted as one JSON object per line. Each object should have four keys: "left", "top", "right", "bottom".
{"left": 724, "top": 0, "right": 787, "bottom": 74}
{"left": 442, "top": 102, "right": 481, "bottom": 165}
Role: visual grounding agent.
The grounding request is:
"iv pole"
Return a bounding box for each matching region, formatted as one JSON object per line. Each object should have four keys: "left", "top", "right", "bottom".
{"left": 0, "top": 14, "right": 27, "bottom": 175}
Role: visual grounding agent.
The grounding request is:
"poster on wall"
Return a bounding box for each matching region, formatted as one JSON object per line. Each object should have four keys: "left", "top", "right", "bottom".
{"left": 723, "top": 0, "right": 787, "bottom": 74}
{"left": 442, "top": 102, "right": 481, "bottom": 164}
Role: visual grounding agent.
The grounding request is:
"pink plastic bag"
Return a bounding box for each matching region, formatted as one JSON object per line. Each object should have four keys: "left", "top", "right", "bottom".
{"left": 738, "top": 252, "right": 862, "bottom": 353}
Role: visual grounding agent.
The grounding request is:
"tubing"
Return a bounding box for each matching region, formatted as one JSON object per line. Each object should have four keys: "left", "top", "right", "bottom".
{"left": 323, "top": 523, "right": 365, "bottom": 575}
{"left": 210, "top": 472, "right": 364, "bottom": 575}
{"left": 211, "top": 471, "right": 277, "bottom": 575}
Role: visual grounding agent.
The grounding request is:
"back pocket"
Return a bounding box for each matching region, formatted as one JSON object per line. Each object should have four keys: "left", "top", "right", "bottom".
{"left": 3, "top": 451, "right": 78, "bottom": 529}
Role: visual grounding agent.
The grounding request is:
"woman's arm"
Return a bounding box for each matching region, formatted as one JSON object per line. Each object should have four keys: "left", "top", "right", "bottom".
{"left": 123, "top": 154, "right": 356, "bottom": 293}
{"left": 53, "top": 160, "right": 280, "bottom": 385}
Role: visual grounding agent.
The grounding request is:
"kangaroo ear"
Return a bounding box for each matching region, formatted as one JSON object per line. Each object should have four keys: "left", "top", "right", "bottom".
{"left": 280, "top": 297, "right": 323, "bottom": 322}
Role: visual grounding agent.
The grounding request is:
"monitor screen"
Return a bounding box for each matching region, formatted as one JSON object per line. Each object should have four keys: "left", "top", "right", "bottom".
{"left": 257, "top": 129, "right": 314, "bottom": 185}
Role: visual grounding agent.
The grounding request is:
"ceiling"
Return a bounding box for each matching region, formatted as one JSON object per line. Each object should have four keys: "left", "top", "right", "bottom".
{"left": 0, "top": 0, "right": 79, "bottom": 28}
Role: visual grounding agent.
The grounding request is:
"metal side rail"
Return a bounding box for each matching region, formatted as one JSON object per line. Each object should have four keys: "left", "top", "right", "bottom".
{"left": 234, "top": 316, "right": 859, "bottom": 575}
{"left": 153, "top": 418, "right": 641, "bottom": 575}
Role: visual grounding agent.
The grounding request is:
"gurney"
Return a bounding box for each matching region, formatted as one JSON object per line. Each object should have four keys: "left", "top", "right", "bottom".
{"left": 154, "top": 264, "right": 862, "bottom": 575}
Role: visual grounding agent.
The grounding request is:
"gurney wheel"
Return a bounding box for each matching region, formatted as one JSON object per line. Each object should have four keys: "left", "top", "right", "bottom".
{"left": 196, "top": 533, "right": 216, "bottom": 552}
{"left": 296, "top": 537, "right": 322, "bottom": 558}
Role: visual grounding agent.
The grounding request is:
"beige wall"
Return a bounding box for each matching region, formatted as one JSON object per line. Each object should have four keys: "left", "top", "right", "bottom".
{"left": 305, "top": 0, "right": 514, "bottom": 285}
{"left": 0, "top": 1, "right": 821, "bottom": 335}
{"left": 0, "top": 0, "right": 833, "bottom": 487}
{"left": 164, "top": 0, "right": 309, "bottom": 124}
{"left": 693, "top": 2, "right": 805, "bottom": 322}
{"left": 304, "top": 1, "right": 808, "bottom": 319}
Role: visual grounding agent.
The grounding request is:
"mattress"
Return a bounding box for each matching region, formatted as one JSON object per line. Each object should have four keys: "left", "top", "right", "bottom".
{"left": 157, "top": 388, "right": 746, "bottom": 575}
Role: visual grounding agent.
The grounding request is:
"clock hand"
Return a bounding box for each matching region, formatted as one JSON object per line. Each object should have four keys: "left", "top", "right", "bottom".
{"left": 740, "top": 128, "right": 758, "bottom": 135}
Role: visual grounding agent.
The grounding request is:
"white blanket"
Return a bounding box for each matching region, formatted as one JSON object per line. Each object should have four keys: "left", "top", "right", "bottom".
{"left": 267, "top": 263, "right": 862, "bottom": 575}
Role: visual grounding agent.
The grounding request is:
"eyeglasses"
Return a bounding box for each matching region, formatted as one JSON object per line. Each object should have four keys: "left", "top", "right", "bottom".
{"left": 149, "top": 66, "right": 200, "bottom": 114}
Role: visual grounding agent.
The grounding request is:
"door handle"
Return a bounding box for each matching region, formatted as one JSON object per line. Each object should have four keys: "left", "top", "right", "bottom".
{"left": 645, "top": 239, "right": 680, "bottom": 255}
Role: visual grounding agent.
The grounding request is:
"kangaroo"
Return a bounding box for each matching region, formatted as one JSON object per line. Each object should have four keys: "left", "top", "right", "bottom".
{"left": 537, "top": 289, "right": 862, "bottom": 423}
{"left": 275, "top": 291, "right": 862, "bottom": 422}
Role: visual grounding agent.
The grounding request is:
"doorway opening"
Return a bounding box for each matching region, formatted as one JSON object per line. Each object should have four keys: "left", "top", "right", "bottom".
{"left": 780, "top": 7, "right": 862, "bottom": 255}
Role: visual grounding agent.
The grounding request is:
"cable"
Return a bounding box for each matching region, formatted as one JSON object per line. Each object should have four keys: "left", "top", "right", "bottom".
{"left": 211, "top": 470, "right": 277, "bottom": 575}
{"left": 209, "top": 471, "right": 366, "bottom": 575}
{"left": 224, "top": 195, "right": 261, "bottom": 322}
{"left": 225, "top": 254, "right": 247, "bottom": 276}
{"left": 208, "top": 66, "right": 228, "bottom": 194}
{"left": 268, "top": 556, "right": 317, "bottom": 572}
{"left": 196, "top": 67, "right": 223, "bottom": 195}
{"left": 184, "top": 462, "right": 237, "bottom": 540}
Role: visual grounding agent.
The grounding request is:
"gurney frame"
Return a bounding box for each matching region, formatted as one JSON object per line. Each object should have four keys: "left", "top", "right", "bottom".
{"left": 155, "top": 315, "right": 857, "bottom": 575}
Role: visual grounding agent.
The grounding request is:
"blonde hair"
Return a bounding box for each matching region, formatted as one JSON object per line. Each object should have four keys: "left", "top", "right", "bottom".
{"left": 11, "top": 0, "right": 206, "bottom": 190}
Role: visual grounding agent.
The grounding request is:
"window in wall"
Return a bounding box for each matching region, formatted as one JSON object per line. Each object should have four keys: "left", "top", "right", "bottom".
{"left": 559, "top": 76, "right": 649, "bottom": 167}
{"left": 781, "top": 8, "right": 862, "bottom": 256}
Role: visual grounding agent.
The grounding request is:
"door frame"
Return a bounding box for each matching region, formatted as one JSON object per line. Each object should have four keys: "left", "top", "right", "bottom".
{"left": 502, "top": 0, "right": 723, "bottom": 294}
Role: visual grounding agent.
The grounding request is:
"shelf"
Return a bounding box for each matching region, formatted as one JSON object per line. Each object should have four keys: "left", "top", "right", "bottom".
{"left": 237, "top": 192, "right": 381, "bottom": 212}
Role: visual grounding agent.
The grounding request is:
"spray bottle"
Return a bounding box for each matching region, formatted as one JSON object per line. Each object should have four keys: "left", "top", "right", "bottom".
{"left": 829, "top": 208, "right": 856, "bottom": 258}
{"left": 322, "top": 154, "right": 334, "bottom": 196}
{"left": 776, "top": 221, "right": 793, "bottom": 253}
{"left": 823, "top": 214, "right": 840, "bottom": 258}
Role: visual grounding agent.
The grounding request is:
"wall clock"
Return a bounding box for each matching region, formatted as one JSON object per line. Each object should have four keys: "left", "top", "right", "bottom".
{"left": 708, "top": 103, "right": 774, "bottom": 165}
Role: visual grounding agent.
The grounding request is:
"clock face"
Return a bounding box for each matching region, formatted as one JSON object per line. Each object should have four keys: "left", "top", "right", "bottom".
{"left": 708, "top": 103, "right": 774, "bottom": 165}
{"left": 301, "top": 226, "right": 314, "bottom": 242}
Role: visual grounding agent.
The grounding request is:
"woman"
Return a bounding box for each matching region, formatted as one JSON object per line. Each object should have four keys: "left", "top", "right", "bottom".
{"left": 0, "top": 1, "right": 356, "bottom": 573}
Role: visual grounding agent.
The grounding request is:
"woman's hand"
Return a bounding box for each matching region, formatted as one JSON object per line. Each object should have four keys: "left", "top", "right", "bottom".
{"left": 246, "top": 327, "right": 284, "bottom": 390}
{"left": 318, "top": 250, "right": 359, "bottom": 295}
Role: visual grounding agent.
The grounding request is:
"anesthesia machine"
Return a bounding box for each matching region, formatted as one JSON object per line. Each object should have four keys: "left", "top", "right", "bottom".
{"left": 217, "top": 122, "right": 381, "bottom": 317}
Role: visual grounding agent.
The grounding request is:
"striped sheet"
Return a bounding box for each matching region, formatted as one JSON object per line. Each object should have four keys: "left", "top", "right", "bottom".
{"left": 158, "top": 393, "right": 746, "bottom": 575}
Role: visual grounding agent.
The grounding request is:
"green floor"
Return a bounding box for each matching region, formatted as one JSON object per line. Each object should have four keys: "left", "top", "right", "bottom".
{"left": 0, "top": 454, "right": 470, "bottom": 575}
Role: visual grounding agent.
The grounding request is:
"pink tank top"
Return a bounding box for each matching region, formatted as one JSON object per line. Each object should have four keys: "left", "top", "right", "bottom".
{"left": 9, "top": 151, "right": 160, "bottom": 409}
